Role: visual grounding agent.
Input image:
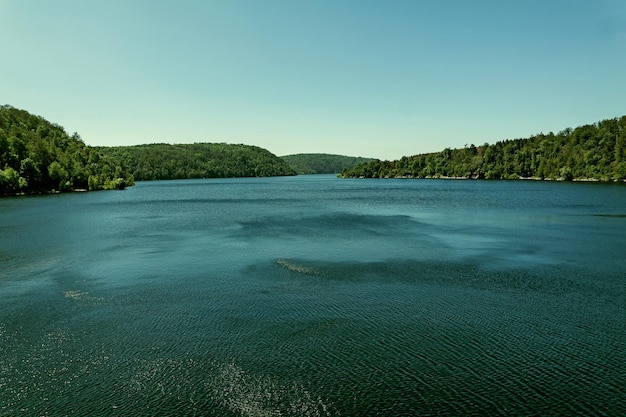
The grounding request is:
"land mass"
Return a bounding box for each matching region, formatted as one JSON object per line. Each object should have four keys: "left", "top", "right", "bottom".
{"left": 0, "top": 105, "right": 134, "bottom": 195}
{"left": 341, "top": 115, "right": 626, "bottom": 182}
{"left": 0, "top": 106, "right": 295, "bottom": 196}
{"left": 98, "top": 143, "right": 296, "bottom": 181}
{"left": 280, "top": 153, "right": 375, "bottom": 174}
{"left": 3, "top": 105, "right": 626, "bottom": 196}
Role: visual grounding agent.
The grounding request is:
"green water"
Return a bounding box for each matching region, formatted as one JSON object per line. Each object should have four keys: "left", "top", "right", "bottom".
{"left": 1, "top": 176, "right": 625, "bottom": 416}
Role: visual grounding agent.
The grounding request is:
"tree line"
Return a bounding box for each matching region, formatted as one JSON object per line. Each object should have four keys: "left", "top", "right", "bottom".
{"left": 341, "top": 116, "right": 626, "bottom": 181}
{"left": 0, "top": 105, "right": 296, "bottom": 196}
{"left": 280, "top": 153, "right": 375, "bottom": 174}
{"left": 0, "top": 105, "right": 134, "bottom": 195}
{"left": 281, "top": 153, "right": 374, "bottom": 175}
{"left": 97, "top": 143, "right": 296, "bottom": 181}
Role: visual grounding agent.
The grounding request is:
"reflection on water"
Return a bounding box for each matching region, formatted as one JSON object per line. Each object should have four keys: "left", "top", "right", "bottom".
{"left": 1, "top": 176, "right": 625, "bottom": 416}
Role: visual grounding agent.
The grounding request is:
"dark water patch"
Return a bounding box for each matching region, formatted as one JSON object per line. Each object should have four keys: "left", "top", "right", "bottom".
{"left": 0, "top": 253, "right": 24, "bottom": 265}
{"left": 236, "top": 212, "right": 425, "bottom": 239}
{"left": 593, "top": 213, "right": 626, "bottom": 218}
{"left": 0, "top": 223, "right": 20, "bottom": 238}
{"left": 281, "top": 317, "right": 348, "bottom": 340}
{"left": 265, "top": 257, "right": 603, "bottom": 298}
{"left": 246, "top": 281, "right": 624, "bottom": 416}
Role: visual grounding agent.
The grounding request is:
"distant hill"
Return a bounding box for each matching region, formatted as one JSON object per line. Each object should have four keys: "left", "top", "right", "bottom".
{"left": 281, "top": 153, "right": 375, "bottom": 174}
{"left": 0, "top": 105, "right": 134, "bottom": 195}
{"left": 341, "top": 115, "right": 626, "bottom": 182}
{"left": 98, "top": 143, "right": 296, "bottom": 181}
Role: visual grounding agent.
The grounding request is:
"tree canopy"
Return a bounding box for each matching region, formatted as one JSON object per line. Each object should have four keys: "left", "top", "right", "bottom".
{"left": 341, "top": 116, "right": 626, "bottom": 182}
{"left": 0, "top": 105, "right": 134, "bottom": 195}
{"left": 0, "top": 105, "right": 296, "bottom": 196}
{"left": 280, "top": 153, "right": 375, "bottom": 174}
{"left": 97, "top": 143, "right": 296, "bottom": 181}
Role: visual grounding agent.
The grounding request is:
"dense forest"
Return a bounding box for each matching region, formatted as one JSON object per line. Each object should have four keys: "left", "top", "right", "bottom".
{"left": 342, "top": 116, "right": 626, "bottom": 181}
{"left": 0, "top": 105, "right": 134, "bottom": 195}
{"left": 5, "top": 104, "right": 625, "bottom": 196}
{"left": 0, "top": 105, "right": 296, "bottom": 196}
{"left": 280, "top": 153, "right": 375, "bottom": 174}
{"left": 98, "top": 143, "right": 296, "bottom": 181}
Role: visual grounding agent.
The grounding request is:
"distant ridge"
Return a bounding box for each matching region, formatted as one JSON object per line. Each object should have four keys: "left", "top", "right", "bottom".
{"left": 281, "top": 153, "right": 375, "bottom": 175}
{"left": 341, "top": 115, "right": 626, "bottom": 182}
{"left": 98, "top": 143, "right": 296, "bottom": 181}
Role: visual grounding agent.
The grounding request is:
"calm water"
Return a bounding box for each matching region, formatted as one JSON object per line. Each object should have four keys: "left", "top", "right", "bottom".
{"left": 1, "top": 176, "right": 625, "bottom": 416}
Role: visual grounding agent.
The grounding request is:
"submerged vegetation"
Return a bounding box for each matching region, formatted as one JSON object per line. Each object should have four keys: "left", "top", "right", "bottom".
{"left": 0, "top": 105, "right": 134, "bottom": 195}
{"left": 342, "top": 115, "right": 626, "bottom": 181}
{"left": 98, "top": 143, "right": 296, "bottom": 181}
{"left": 280, "top": 153, "right": 375, "bottom": 174}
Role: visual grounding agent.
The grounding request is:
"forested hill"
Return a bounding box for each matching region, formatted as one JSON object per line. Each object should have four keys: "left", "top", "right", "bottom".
{"left": 98, "top": 143, "right": 296, "bottom": 181}
{"left": 0, "top": 105, "right": 295, "bottom": 195}
{"left": 281, "top": 153, "right": 375, "bottom": 174}
{"left": 342, "top": 115, "right": 626, "bottom": 181}
{"left": 0, "top": 105, "right": 134, "bottom": 195}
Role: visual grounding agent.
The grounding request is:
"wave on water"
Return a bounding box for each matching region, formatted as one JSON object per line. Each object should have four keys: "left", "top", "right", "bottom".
{"left": 274, "top": 259, "right": 326, "bottom": 276}
{"left": 63, "top": 290, "right": 104, "bottom": 306}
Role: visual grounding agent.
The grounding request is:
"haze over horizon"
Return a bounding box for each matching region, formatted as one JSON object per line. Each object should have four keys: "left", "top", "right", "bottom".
{"left": 1, "top": 0, "right": 625, "bottom": 160}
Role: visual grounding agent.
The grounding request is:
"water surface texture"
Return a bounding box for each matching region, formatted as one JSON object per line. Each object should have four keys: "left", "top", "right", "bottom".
{"left": 1, "top": 176, "right": 625, "bottom": 416}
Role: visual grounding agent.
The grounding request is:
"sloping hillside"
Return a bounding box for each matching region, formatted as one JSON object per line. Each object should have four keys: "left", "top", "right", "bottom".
{"left": 0, "top": 105, "right": 133, "bottom": 195}
{"left": 281, "top": 153, "right": 375, "bottom": 174}
{"left": 342, "top": 116, "right": 626, "bottom": 181}
{"left": 98, "top": 143, "right": 296, "bottom": 181}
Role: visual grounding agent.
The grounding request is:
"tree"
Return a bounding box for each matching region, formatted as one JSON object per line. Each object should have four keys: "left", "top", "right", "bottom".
{"left": 20, "top": 157, "right": 40, "bottom": 187}
{"left": 0, "top": 167, "right": 21, "bottom": 194}
{"left": 48, "top": 161, "right": 70, "bottom": 191}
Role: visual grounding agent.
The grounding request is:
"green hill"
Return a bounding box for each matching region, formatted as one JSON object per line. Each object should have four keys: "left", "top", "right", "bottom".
{"left": 0, "top": 105, "right": 134, "bottom": 195}
{"left": 342, "top": 115, "right": 626, "bottom": 182}
{"left": 98, "top": 143, "right": 296, "bottom": 181}
{"left": 281, "top": 153, "right": 375, "bottom": 174}
{"left": 0, "top": 105, "right": 296, "bottom": 195}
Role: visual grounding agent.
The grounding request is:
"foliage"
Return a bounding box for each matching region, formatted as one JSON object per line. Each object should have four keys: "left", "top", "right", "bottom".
{"left": 341, "top": 116, "right": 626, "bottom": 182}
{"left": 0, "top": 105, "right": 134, "bottom": 195}
{"left": 97, "top": 143, "right": 296, "bottom": 181}
{"left": 281, "top": 153, "right": 375, "bottom": 174}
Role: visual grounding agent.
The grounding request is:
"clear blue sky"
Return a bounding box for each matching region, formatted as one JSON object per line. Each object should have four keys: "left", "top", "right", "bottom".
{"left": 1, "top": 0, "right": 625, "bottom": 159}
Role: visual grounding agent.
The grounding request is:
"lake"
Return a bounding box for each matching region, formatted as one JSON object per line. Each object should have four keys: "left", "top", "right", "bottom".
{"left": 1, "top": 176, "right": 625, "bottom": 416}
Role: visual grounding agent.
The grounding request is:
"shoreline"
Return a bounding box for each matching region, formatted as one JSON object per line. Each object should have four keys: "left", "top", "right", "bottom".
{"left": 348, "top": 174, "right": 626, "bottom": 183}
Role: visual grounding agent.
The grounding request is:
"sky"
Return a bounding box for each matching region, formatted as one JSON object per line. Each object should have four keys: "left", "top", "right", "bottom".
{"left": 1, "top": 0, "right": 625, "bottom": 160}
